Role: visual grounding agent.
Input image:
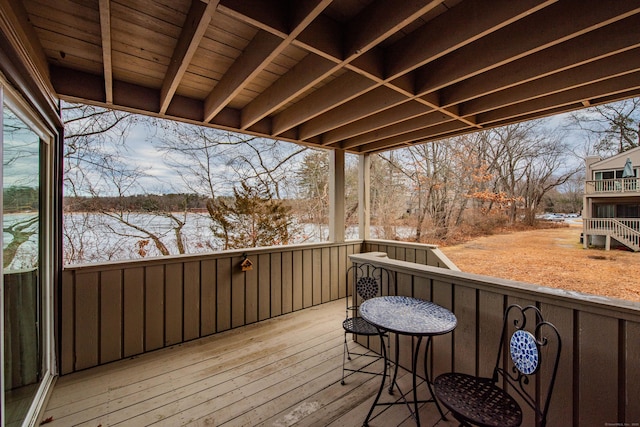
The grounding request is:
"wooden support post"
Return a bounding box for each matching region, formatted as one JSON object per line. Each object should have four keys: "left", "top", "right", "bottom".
{"left": 329, "top": 149, "right": 345, "bottom": 242}
{"left": 358, "top": 153, "right": 370, "bottom": 240}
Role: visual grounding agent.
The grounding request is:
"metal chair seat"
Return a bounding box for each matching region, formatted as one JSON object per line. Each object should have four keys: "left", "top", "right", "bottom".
{"left": 434, "top": 373, "right": 522, "bottom": 427}
{"left": 433, "top": 305, "right": 561, "bottom": 427}
{"left": 342, "top": 316, "right": 380, "bottom": 336}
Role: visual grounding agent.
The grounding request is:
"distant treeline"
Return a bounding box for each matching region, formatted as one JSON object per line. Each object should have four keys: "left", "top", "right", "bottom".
{"left": 64, "top": 193, "right": 308, "bottom": 213}
{"left": 4, "top": 186, "right": 39, "bottom": 212}
{"left": 65, "top": 193, "right": 210, "bottom": 212}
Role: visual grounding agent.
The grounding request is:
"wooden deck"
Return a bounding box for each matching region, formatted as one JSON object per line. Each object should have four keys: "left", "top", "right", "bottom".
{"left": 41, "top": 298, "right": 455, "bottom": 426}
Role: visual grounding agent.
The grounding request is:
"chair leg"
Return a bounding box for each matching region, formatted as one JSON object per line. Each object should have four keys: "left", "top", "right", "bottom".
{"left": 341, "top": 333, "right": 388, "bottom": 386}
{"left": 341, "top": 332, "right": 349, "bottom": 385}
{"left": 345, "top": 332, "right": 352, "bottom": 361}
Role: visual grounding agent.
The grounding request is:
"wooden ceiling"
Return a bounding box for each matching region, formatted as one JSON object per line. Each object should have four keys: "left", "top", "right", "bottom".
{"left": 18, "top": 0, "right": 640, "bottom": 153}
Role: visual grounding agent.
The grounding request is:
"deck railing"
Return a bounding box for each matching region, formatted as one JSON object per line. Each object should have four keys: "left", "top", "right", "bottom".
{"left": 350, "top": 252, "right": 640, "bottom": 427}
{"left": 59, "top": 239, "right": 452, "bottom": 375}
{"left": 583, "top": 218, "right": 640, "bottom": 251}
{"left": 60, "top": 241, "right": 364, "bottom": 374}
{"left": 585, "top": 177, "right": 640, "bottom": 194}
{"left": 59, "top": 242, "right": 640, "bottom": 426}
{"left": 584, "top": 217, "right": 640, "bottom": 232}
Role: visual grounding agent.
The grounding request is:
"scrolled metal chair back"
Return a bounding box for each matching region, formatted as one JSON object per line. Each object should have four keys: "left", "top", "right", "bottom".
{"left": 348, "top": 262, "right": 394, "bottom": 303}
{"left": 493, "top": 304, "right": 562, "bottom": 427}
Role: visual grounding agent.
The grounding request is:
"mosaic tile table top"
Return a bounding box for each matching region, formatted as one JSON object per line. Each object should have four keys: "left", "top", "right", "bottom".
{"left": 360, "top": 296, "right": 457, "bottom": 336}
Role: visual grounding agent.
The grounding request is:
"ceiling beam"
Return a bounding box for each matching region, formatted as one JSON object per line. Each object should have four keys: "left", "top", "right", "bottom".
{"left": 300, "top": 86, "right": 408, "bottom": 140}
{"left": 203, "top": 30, "right": 282, "bottom": 122}
{"left": 484, "top": 93, "right": 640, "bottom": 132}
{"left": 293, "top": 13, "right": 343, "bottom": 63}
{"left": 271, "top": 71, "right": 376, "bottom": 136}
{"left": 415, "top": 0, "right": 640, "bottom": 95}
{"left": 344, "top": 0, "right": 444, "bottom": 58}
{"left": 357, "top": 121, "right": 470, "bottom": 153}
{"left": 98, "top": 0, "right": 113, "bottom": 104}
{"left": 218, "top": 0, "right": 492, "bottom": 139}
{"left": 240, "top": 0, "right": 444, "bottom": 131}
{"left": 461, "top": 49, "right": 640, "bottom": 116}
{"left": 159, "top": 0, "right": 218, "bottom": 115}
{"left": 440, "top": 16, "right": 640, "bottom": 107}
{"left": 477, "top": 72, "right": 640, "bottom": 126}
{"left": 38, "top": 0, "right": 640, "bottom": 155}
{"left": 322, "top": 101, "right": 433, "bottom": 145}
{"left": 240, "top": 53, "right": 335, "bottom": 130}
{"left": 573, "top": 90, "right": 640, "bottom": 115}
{"left": 205, "top": 0, "right": 330, "bottom": 123}
{"left": 339, "top": 111, "right": 453, "bottom": 150}
{"left": 385, "top": 0, "right": 557, "bottom": 79}
{"left": 50, "top": 64, "right": 306, "bottom": 145}
{"left": 273, "top": 0, "right": 546, "bottom": 139}
{"left": 217, "top": 0, "right": 288, "bottom": 36}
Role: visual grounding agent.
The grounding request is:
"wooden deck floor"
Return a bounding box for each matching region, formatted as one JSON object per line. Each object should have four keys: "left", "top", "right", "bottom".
{"left": 42, "top": 299, "right": 456, "bottom": 426}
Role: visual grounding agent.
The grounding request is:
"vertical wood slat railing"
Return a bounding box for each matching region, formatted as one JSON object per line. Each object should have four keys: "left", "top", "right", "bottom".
{"left": 60, "top": 242, "right": 362, "bottom": 374}
{"left": 350, "top": 252, "right": 640, "bottom": 427}
{"left": 59, "top": 240, "right": 640, "bottom": 425}
{"left": 59, "top": 239, "right": 451, "bottom": 375}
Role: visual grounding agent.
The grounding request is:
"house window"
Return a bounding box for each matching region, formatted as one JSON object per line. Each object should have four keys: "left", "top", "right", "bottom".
{"left": 594, "top": 203, "right": 640, "bottom": 218}
{"left": 594, "top": 168, "right": 637, "bottom": 180}
{"left": 594, "top": 204, "right": 615, "bottom": 218}
{"left": 617, "top": 204, "right": 640, "bottom": 218}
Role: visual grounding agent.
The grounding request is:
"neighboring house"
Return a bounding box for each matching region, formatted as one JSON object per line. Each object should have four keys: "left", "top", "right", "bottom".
{"left": 583, "top": 146, "right": 640, "bottom": 251}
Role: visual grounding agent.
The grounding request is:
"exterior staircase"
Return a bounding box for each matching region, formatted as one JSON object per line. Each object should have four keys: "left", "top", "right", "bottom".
{"left": 584, "top": 218, "right": 640, "bottom": 252}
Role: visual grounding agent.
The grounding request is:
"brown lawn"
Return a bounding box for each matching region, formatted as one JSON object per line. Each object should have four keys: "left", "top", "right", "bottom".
{"left": 439, "top": 220, "right": 640, "bottom": 303}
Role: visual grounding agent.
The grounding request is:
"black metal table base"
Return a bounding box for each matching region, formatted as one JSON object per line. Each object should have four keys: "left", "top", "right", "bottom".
{"left": 363, "top": 333, "right": 446, "bottom": 426}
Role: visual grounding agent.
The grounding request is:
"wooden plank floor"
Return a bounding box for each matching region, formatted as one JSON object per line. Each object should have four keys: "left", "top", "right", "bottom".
{"left": 42, "top": 299, "right": 457, "bottom": 426}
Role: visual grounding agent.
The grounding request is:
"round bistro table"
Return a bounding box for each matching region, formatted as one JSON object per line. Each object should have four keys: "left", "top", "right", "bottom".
{"left": 360, "top": 296, "right": 457, "bottom": 426}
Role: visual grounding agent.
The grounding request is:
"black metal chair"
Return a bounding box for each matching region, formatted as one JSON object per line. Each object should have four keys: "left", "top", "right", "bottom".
{"left": 341, "top": 263, "right": 393, "bottom": 385}
{"left": 433, "top": 304, "right": 562, "bottom": 427}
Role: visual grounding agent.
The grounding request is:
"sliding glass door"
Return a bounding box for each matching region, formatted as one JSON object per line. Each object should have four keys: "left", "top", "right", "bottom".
{"left": 2, "top": 82, "right": 54, "bottom": 426}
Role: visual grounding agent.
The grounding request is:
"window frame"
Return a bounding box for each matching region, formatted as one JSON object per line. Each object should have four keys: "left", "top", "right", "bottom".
{"left": 1, "top": 74, "right": 56, "bottom": 427}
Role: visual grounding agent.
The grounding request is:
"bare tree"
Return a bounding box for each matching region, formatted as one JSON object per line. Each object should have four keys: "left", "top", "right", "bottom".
{"left": 375, "top": 120, "right": 580, "bottom": 243}
{"left": 369, "top": 152, "right": 408, "bottom": 240}
{"left": 3, "top": 108, "right": 41, "bottom": 269}
{"left": 382, "top": 137, "right": 481, "bottom": 242}
{"left": 3, "top": 215, "right": 38, "bottom": 268}
{"left": 156, "top": 123, "right": 305, "bottom": 198}
{"left": 227, "top": 137, "right": 307, "bottom": 200}
{"left": 483, "top": 123, "right": 536, "bottom": 224}
{"left": 518, "top": 132, "right": 580, "bottom": 224}
{"left": 156, "top": 122, "right": 307, "bottom": 249}
{"left": 482, "top": 121, "right": 579, "bottom": 225}
{"left": 566, "top": 98, "right": 640, "bottom": 156}
{"left": 295, "top": 149, "right": 330, "bottom": 240}
{"left": 62, "top": 103, "right": 191, "bottom": 262}
{"left": 551, "top": 171, "right": 585, "bottom": 214}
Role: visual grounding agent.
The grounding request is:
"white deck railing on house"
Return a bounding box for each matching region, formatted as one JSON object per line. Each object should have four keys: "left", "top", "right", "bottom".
{"left": 585, "top": 177, "right": 640, "bottom": 194}
{"left": 583, "top": 218, "right": 640, "bottom": 251}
